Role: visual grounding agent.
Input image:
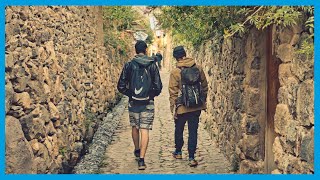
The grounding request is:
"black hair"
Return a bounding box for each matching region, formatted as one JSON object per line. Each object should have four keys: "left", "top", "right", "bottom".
{"left": 135, "top": 40, "right": 147, "bottom": 54}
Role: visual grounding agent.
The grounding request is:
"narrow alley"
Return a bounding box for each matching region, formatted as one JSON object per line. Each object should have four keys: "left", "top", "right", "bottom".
{"left": 5, "top": 6, "right": 314, "bottom": 174}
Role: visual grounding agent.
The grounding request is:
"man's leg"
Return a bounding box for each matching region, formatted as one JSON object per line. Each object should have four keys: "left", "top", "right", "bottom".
{"left": 129, "top": 111, "right": 140, "bottom": 158}
{"left": 132, "top": 126, "right": 140, "bottom": 150}
{"left": 139, "top": 129, "right": 149, "bottom": 158}
{"left": 137, "top": 101, "right": 154, "bottom": 170}
{"left": 187, "top": 111, "right": 201, "bottom": 159}
{"left": 175, "top": 114, "right": 187, "bottom": 153}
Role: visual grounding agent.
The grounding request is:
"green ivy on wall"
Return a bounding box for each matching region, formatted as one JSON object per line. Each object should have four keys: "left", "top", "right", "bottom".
{"left": 155, "top": 6, "right": 314, "bottom": 58}
{"left": 102, "top": 6, "right": 154, "bottom": 55}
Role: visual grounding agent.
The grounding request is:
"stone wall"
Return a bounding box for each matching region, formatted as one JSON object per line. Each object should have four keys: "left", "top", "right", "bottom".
{"left": 187, "top": 23, "right": 313, "bottom": 174}
{"left": 272, "top": 25, "right": 314, "bottom": 174}
{"left": 190, "top": 28, "right": 266, "bottom": 173}
{"left": 5, "top": 6, "right": 132, "bottom": 174}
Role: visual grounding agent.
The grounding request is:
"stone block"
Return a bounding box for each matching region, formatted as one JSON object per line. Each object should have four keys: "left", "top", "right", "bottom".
{"left": 297, "top": 127, "right": 314, "bottom": 167}
{"left": 40, "top": 105, "right": 51, "bottom": 123}
{"left": 274, "top": 104, "right": 294, "bottom": 137}
{"left": 279, "top": 136, "right": 295, "bottom": 155}
{"left": 245, "top": 117, "right": 260, "bottom": 135}
{"left": 33, "top": 157, "right": 47, "bottom": 174}
{"left": 251, "top": 56, "right": 261, "bottom": 70}
{"left": 291, "top": 54, "right": 313, "bottom": 82}
{"left": 241, "top": 134, "right": 261, "bottom": 161}
{"left": 234, "top": 57, "right": 245, "bottom": 74}
{"left": 6, "top": 116, "right": 35, "bottom": 174}
{"left": 7, "top": 105, "right": 25, "bottom": 118}
{"left": 273, "top": 136, "right": 284, "bottom": 165}
{"left": 249, "top": 70, "right": 260, "bottom": 88}
{"left": 297, "top": 80, "right": 314, "bottom": 126}
{"left": 13, "top": 76, "right": 30, "bottom": 93}
{"left": 290, "top": 34, "right": 300, "bottom": 46}
{"left": 37, "top": 142, "right": 51, "bottom": 167}
{"left": 48, "top": 102, "right": 60, "bottom": 121}
{"left": 278, "top": 63, "right": 293, "bottom": 86}
{"left": 279, "top": 27, "right": 295, "bottom": 44}
{"left": 271, "top": 169, "right": 283, "bottom": 174}
{"left": 46, "top": 121, "right": 56, "bottom": 136}
{"left": 6, "top": 53, "right": 14, "bottom": 70}
{"left": 276, "top": 43, "right": 294, "bottom": 63}
{"left": 20, "top": 114, "right": 46, "bottom": 140}
{"left": 239, "top": 159, "right": 264, "bottom": 174}
{"left": 245, "top": 89, "right": 262, "bottom": 116}
{"left": 13, "top": 92, "right": 31, "bottom": 109}
{"left": 277, "top": 82, "right": 298, "bottom": 112}
{"left": 5, "top": 81, "right": 14, "bottom": 114}
{"left": 30, "top": 139, "right": 40, "bottom": 154}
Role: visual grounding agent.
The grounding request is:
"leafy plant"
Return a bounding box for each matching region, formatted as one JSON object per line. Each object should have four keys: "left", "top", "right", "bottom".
{"left": 103, "top": 6, "right": 135, "bottom": 31}
{"left": 224, "top": 6, "right": 308, "bottom": 38}
{"left": 296, "top": 33, "right": 314, "bottom": 60}
{"left": 84, "top": 107, "right": 95, "bottom": 129}
{"left": 102, "top": 6, "right": 154, "bottom": 54}
{"left": 296, "top": 7, "right": 314, "bottom": 59}
{"left": 59, "top": 147, "right": 67, "bottom": 157}
{"left": 155, "top": 6, "right": 244, "bottom": 47}
{"left": 102, "top": 7, "right": 132, "bottom": 56}
{"left": 155, "top": 6, "right": 314, "bottom": 57}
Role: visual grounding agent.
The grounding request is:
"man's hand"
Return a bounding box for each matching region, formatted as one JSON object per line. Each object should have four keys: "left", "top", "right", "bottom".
{"left": 174, "top": 111, "right": 178, "bottom": 120}
{"left": 173, "top": 108, "right": 178, "bottom": 121}
{"left": 173, "top": 108, "right": 178, "bottom": 120}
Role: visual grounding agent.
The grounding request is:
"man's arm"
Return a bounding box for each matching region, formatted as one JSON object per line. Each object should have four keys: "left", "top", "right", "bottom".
{"left": 117, "top": 62, "right": 131, "bottom": 97}
{"left": 156, "top": 53, "right": 163, "bottom": 61}
{"left": 168, "top": 70, "right": 179, "bottom": 113}
{"left": 200, "top": 67, "right": 208, "bottom": 101}
{"left": 150, "top": 63, "right": 162, "bottom": 98}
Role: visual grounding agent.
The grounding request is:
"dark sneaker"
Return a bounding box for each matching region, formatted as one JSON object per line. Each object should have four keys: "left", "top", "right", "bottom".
{"left": 134, "top": 149, "right": 140, "bottom": 160}
{"left": 172, "top": 151, "right": 182, "bottom": 159}
{"left": 138, "top": 160, "right": 146, "bottom": 170}
{"left": 188, "top": 158, "right": 198, "bottom": 167}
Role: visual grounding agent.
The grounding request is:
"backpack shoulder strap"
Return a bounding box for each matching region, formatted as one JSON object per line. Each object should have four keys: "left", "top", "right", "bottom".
{"left": 177, "top": 66, "right": 186, "bottom": 71}
{"left": 178, "top": 63, "right": 196, "bottom": 70}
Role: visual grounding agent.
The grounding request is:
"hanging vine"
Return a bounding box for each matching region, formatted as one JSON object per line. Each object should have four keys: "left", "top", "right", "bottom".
{"left": 155, "top": 6, "right": 313, "bottom": 58}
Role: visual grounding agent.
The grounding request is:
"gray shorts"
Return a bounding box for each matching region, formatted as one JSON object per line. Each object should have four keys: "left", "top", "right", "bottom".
{"left": 129, "top": 102, "right": 155, "bottom": 130}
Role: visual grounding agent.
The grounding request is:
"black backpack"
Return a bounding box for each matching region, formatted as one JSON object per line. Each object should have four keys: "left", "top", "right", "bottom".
{"left": 179, "top": 65, "right": 205, "bottom": 108}
{"left": 130, "top": 61, "right": 152, "bottom": 103}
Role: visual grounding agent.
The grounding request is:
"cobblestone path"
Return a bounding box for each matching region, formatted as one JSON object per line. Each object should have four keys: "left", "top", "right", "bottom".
{"left": 100, "top": 71, "right": 231, "bottom": 174}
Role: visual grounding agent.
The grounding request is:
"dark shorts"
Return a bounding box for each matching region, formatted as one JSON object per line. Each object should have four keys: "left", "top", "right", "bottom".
{"left": 129, "top": 101, "right": 155, "bottom": 130}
